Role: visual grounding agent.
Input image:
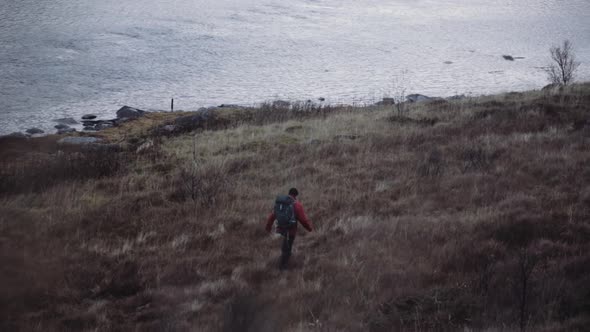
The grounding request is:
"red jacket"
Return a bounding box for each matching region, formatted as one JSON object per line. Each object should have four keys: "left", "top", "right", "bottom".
{"left": 266, "top": 195, "right": 313, "bottom": 236}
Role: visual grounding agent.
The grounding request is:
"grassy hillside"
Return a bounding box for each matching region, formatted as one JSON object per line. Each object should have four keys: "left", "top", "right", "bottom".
{"left": 1, "top": 84, "right": 590, "bottom": 331}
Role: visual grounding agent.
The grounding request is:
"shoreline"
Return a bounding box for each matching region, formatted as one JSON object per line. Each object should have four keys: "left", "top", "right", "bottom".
{"left": 0, "top": 82, "right": 571, "bottom": 139}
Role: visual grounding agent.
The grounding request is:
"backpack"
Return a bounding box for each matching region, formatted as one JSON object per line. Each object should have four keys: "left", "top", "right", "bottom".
{"left": 274, "top": 195, "right": 297, "bottom": 228}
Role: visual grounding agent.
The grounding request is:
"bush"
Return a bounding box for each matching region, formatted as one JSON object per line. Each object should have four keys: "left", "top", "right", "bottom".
{"left": 0, "top": 148, "right": 126, "bottom": 195}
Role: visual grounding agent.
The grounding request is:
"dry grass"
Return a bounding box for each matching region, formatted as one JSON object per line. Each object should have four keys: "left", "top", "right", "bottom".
{"left": 1, "top": 83, "right": 590, "bottom": 331}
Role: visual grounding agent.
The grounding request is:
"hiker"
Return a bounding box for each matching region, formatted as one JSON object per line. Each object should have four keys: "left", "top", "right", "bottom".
{"left": 265, "top": 188, "right": 313, "bottom": 269}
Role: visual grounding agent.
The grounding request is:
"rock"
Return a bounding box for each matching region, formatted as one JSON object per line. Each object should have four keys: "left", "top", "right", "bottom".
{"left": 54, "top": 117, "right": 78, "bottom": 125}
{"left": 57, "top": 128, "right": 76, "bottom": 134}
{"left": 82, "top": 120, "right": 116, "bottom": 131}
{"left": 136, "top": 140, "right": 154, "bottom": 154}
{"left": 406, "top": 94, "right": 431, "bottom": 103}
{"left": 26, "top": 127, "right": 44, "bottom": 135}
{"left": 115, "top": 117, "right": 132, "bottom": 124}
{"left": 116, "top": 106, "right": 145, "bottom": 119}
{"left": 58, "top": 137, "right": 102, "bottom": 145}
{"left": 82, "top": 114, "right": 97, "bottom": 120}
{"left": 379, "top": 97, "right": 395, "bottom": 106}
{"left": 318, "top": 97, "right": 325, "bottom": 102}
{"left": 502, "top": 55, "right": 514, "bottom": 61}
{"left": 96, "top": 122, "right": 114, "bottom": 130}
{"left": 54, "top": 124, "right": 70, "bottom": 130}
{"left": 174, "top": 113, "right": 209, "bottom": 132}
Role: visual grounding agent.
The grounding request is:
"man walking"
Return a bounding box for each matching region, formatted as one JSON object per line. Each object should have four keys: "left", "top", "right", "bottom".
{"left": 265, "top": 188, "right": 313, "bottom": 270}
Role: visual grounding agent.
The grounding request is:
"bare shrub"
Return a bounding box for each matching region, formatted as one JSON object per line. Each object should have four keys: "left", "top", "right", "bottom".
{"left": 390, "top": 70, "right": 412, "bottom": 115}
{"left": 172, "top": 158, "right": 228, "bottom": 205}
{"left": 546, "top": 40, "right": 581, "bottom": 86}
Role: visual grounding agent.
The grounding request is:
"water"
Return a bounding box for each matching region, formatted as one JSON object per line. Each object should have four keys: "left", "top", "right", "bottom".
{"left": 1, "top": 0, "right": 589, "bottom": 135}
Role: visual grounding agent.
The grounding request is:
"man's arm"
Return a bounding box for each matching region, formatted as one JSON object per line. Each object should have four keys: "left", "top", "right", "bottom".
{"left": 265, "top": 212, "right": 276, "bottom": 232}
{"left": 294, "top": 202, "right": 313, "bottom": 232}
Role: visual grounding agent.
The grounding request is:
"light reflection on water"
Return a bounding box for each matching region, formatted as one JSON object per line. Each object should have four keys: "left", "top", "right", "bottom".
{"left": 0, "top": 0, "right": 589, "bottom": 134}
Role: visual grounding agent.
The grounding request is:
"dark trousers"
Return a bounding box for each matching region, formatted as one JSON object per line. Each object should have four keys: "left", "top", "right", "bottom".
{"left": 280, "top": 233, "right": 295, "bottom": 269}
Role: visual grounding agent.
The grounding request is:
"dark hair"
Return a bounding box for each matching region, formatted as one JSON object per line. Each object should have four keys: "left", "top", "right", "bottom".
{"left": 288, "top": 188, "right": 299, "bottom": 197}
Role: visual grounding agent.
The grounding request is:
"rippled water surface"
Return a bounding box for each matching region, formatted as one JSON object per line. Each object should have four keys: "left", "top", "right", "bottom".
{"left": 1, "top": 0, "right": 589, "bottom": 134}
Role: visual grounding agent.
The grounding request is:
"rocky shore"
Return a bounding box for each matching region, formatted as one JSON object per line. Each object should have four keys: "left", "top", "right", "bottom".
{"left": 2, "top": 93, "right": 468, "bottom": 143}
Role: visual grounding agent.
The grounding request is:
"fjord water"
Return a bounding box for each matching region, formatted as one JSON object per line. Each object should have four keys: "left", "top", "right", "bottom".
{"left": 1, "top": 0, "right": 589, "bottom": 134}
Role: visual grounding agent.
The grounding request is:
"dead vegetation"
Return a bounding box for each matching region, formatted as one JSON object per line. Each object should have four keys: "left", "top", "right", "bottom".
{"left": 1, "top": 83, "right": 589, "bottom": 331}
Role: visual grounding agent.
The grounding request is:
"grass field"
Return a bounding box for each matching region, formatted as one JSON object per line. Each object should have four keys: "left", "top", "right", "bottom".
{"left": 1, "top": 84, "right": 589, "bottom": 331}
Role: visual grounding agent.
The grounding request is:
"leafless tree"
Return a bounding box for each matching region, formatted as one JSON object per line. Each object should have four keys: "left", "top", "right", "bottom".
{"left": 390, "top": 69, "right": 410, "bottom": 115}
{"left": 546, "top": 40, "right": 580, "bottom": 86}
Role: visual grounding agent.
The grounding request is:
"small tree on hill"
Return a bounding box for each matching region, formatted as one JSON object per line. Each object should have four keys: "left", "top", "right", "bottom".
{"left": 546, "top": 40, "right": 580, "bottom": 86}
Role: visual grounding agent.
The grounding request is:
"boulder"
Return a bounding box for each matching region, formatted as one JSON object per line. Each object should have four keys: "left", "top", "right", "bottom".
{"left": 378, "top": 97, "right": 395, "bottom": 106}
{"left": 58, "top": 137, "right": 102, "bottom": 145}
{"left": 174, "top": 113, "right": 209, "bottom": 132}
{"left": 502, "top": 55, "right": 514, "bottom": 61}
{"left": 318, "top": 97, "right": 325, "bottom": 102}
{"left": 406, "top": 94, "right": 431, "bottom": 103}
{"left": 116, "top": 106, "right": 145, "bottom": 119}
{"left": 96, "top": 122, "right": 114, "bottom": 130}
{"left": 114, "top": 117, "right": 132, "bottom": 124}
{"left": 54, "top": 117, "right": 78, "bottom": 125}
{"left": 57, "top": 128, "right": 76, "bottom": 134}
{"left": 82, "top": 114, "right": 97, "bottom": 120}
{"left": 82, "top": 120, "right": 116, "bottom": 131}
{"left": 26, "top": 127, "right": 44, "bottom": 135}
{"left": 54, "top": 124, "right": 70, "bottom": 130}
